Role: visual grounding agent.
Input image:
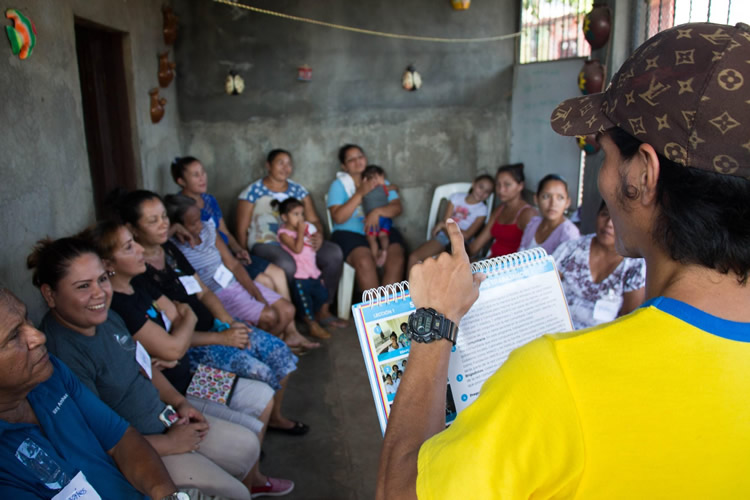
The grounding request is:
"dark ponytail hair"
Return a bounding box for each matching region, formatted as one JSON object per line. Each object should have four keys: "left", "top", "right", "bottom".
{"left": 78, "top": 220, "right": 126, "bottom": 262}
{"left": 271, "top": 197, "right": 303, "bottom": 216}
{"left": 170, "top": 156, "right": 200, "bottom": 183}
{"left": 163, "top": 193, "right": 197, "bottom": 226}
{"left": 536, "top": 174, "right": 569, "bottom": 195}
{"left": 496, "top": 163, "right": 525, "bottom": 184}
{"left": 267, "top": 149, "right": 292, "bottom": 164}
{"left": 105, "top": 188, "right": 163, "bottom": 227}
{"left": 27, "top": 237, "right": 99, "bottom": 289}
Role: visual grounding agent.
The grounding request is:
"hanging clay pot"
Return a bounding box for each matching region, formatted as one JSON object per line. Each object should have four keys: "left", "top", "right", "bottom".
{"left": 451, "top": 0, "right": 471, "bottom": 10}
{"left": 149, "top": 88, "right": 166, "bottom": 123}
{"left": 576, "top": 134, "right": 601, "bottom": 154}
{"left": 583, "top": 3, "right": 611, "bottom": 50}
{"left": 163, "top": 6, "right": 178, "bottom": 46}
{"left": 158, "top": 51, "right": 176, "bottom": 88}
{"left": 578, "top": 59, "right": 605, "bottom": 95}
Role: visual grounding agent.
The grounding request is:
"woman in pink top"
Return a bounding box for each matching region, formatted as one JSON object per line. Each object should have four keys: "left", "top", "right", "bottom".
{"left": 275, "top": 198, "right": 331, "bottom": 340}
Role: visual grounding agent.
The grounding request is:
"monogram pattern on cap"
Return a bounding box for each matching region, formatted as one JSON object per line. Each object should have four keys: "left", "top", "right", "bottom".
{"left": 717, "top": 68, "right": 744, "bottom": 90}
{"left": 709, "top": 111, "right": 740, "bottom": 134}
{"left": 549, "top": 23, "right": 750, "bottom": 178}
{"left": 664, "top": 143, "right": 688, "bottom": 165}
{"left": 713, "top": 154, "right": 739, "bottom": 174}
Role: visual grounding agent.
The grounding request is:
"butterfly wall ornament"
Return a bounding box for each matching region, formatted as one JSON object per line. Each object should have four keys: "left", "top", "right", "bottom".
{"left": 225, "top": 71, "right": 245, "bottom": 95}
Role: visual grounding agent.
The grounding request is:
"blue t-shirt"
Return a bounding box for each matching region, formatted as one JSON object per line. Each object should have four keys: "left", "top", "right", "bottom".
{"left": 200, "top": 193, "right": 230, "bottom": 245}
{"left": 327, "top": 179, "right": 398, "bottom": 235}
{"left": 0, "top": 356, "right": 145, "bottom": 499}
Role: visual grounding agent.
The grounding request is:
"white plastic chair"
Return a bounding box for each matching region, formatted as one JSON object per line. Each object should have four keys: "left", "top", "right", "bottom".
{"left": 426, "top": 182, "right": 494, "bottom": 239}
{"left": 324, "top": 194, "right": 356, "bottom": 320}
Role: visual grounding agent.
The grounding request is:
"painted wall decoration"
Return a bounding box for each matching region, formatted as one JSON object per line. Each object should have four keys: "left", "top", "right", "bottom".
{"left": 158, "top": 51, "right": 176, "bottom": 87}
{"left": 578, "top": 59, "right": 604, "bottom": 95}
{"left": 5, "top": 8, "right": 36, "bottom": 60}
{"left": 583, "top": 3, "right": 611, "bottom": 50}
{"left": 163, "top": 5, "right": 178, "bottom": 45}
{"left": 225, "top": 71, "right": 245, "bottom": 95}
{"left": 576, "top": 133, "right": 600, "bottom": 154}
{"left": 149, "top": 88, "right": 167, "bottom": 123}
{"left": 402, "top": 65, "right": 422, "bottom": 91}
{"left": 297, "top": 64, "right": 312, "bottom": 82}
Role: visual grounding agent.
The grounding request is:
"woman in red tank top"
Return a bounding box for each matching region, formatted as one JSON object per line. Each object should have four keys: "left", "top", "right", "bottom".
{"left": 469, "top": 163, "right": 538, "bottom": 258}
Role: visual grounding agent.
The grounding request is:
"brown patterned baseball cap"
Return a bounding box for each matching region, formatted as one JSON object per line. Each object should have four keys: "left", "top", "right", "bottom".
{"left": 550, "top": 22, "right": 750, "bottom": 178}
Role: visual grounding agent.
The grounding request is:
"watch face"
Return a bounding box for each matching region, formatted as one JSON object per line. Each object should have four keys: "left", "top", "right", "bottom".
{"left": 409, "top": 308, "right": 438, "bottom": 342}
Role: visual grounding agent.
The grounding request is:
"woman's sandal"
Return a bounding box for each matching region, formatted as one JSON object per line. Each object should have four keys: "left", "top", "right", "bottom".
{"left": 319, "top": 316, "right": 349, "bottom": 329}
{"left": 268, "top": 420, "right": 310, "bottom": 436}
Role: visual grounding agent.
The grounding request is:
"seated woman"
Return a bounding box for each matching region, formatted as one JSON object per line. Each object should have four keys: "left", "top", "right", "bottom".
{"left": 166, "top": 193, "right": 326, "bottom": 347}
{"left": 111, "top": 188, "right": 318, "bottom": 354}
{"left": 236, "top": 149, "right": 346, "bottom": 328}
{"left": 170, "top": 156, "right": 291, "bottom": 298}
{"left": 29, "top": 237, "right": 294, "bottom": 499}
{"left": 552, "top": 201, "right": 646, "bottom": 329}
{"left": 86, "top": 218, "right": 307, "bottom": 436}
{"left": 469, "top": 163, "right": 538, "bottom": 258}
{"left": 518, "top": 174, "right": 580, "bottom": 254}
{"left": 327, "top": 144, "right": 406, "bottom": 291}
{"left": 407, "top": 174, "right": 495, "bottom": 273}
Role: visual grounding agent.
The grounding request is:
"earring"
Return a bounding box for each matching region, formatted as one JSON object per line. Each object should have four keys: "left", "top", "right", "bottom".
{"left": 108, "top": 271, "right": 116, "bottom": 277}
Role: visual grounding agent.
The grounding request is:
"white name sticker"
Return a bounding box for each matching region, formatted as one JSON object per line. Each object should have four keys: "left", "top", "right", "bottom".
{"left": 213, "top": 263, "right": 234, "bottom": 289}
{"left": 135, "top": 341, "right": 153, "bottom": 380}
{"left": 52, "top": 471, "right": 101, "bottom": 500}
{"left": 593, "top": 297, "right": 621, "bottom": 322}
{"left": 159, "top": 311, "right": 173, "bottom": 333}
{"left": 178, "top": 275, "right": 202, "bottom": 295}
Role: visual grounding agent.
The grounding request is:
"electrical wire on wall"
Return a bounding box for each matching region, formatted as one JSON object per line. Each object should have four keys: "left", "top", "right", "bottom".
{"left": 212, "top": 0, "right": 521, "bottom": 43}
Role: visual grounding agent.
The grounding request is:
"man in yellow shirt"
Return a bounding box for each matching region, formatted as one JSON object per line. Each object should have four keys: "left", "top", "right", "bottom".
{"left": 377, "top": 22, "right": 750, "bottom": 499}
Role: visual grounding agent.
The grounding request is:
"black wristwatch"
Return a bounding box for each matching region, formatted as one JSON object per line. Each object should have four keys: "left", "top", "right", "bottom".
{"left": 408, "top": 307, "right": 459, "bottom": 345}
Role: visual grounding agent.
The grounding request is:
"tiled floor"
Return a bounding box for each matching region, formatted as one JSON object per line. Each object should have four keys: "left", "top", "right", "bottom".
{"left": 260, "top": 321, "right": 382, "bottom": 500}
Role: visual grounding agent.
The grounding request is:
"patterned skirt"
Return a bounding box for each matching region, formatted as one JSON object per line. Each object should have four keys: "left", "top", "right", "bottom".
{"left": 188, "top": 325, "right": 298, "bottom": 391}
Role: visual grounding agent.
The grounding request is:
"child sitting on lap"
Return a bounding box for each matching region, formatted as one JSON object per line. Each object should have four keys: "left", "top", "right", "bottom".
{"left": 362, "top": 165, "right": 399, "bottom": 267}
{"left": 274, "top": 198, "right": 331, "bottom": 340}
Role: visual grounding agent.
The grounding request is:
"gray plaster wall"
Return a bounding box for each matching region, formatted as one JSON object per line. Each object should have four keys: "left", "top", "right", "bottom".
{"left": 0, "top": 0, "right": 182, "bottom": 319}
{"left": 174, "top": 0, "right": 518, "bottom": 249}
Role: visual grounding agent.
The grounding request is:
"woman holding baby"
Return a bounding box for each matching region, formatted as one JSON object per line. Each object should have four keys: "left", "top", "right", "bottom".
{"left": 327, "top": 144, "right": 406, "bottom": 291}
{"left": 235, "top": 149, "right": 346, "bottom": 328}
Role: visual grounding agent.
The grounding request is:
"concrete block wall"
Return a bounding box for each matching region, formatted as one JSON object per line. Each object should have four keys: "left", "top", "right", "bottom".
{"left": 0, "top": 0, "right": 182, "bottom": 319}
{"left": 173, "top": 0, "right": 517, "bottom": 249}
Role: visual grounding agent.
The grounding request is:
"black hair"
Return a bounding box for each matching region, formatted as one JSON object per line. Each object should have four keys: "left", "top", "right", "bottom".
{"left": 362, "top": 164, "right": 385, "bottom": 180}
{"left": 163, "top": 193, "right": 197, "bottom": 225}
{"left": 400, "top": 322, "right": 407, "bottom": 331}
{"left": 270, "top": 197, "right": 303, "bottom": 216}
{"left": 170, "top": 156, "right": 200, "bottom": 183}
{"left": 78, "top": 219, "right": 127, "bottom": 261}
{"left": 27, "top": 237, "right": 99, "bottom": 289}
{"left": 390, "top": 332, "right": 397, "bottom": 339}
{"left": 607, "top": 126, "right": 750, "bottom": 284}
{"left": 267, "top": 149, "right": 291, "bottom": 164}
{"left": 105, "top": 188, "right": 163, "bottom": 226}
{"left": 338, "top": 144, "right": 364, "bottom": 165}
{"left": 537, "top": 174, "right": 569, "bottom": 195}
{"left": 471, "top": 174, "right": 495, "bottom": 190}
{"left": 496, "top": 163, "right": 525, "bottom": 183}
{"left": 598, "top": 199, "right": 607, "bottom": 214}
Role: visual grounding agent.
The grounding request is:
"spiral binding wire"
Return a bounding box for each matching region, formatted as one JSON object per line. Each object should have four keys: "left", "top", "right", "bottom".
{"left": 470, "top": 247, "right": 547, "bottom": 274}
{"left": 360, "top": 248, "right": 549, "bottom": 306}
{"left": 361, "top": 280, "right": 410, "bottom": 306}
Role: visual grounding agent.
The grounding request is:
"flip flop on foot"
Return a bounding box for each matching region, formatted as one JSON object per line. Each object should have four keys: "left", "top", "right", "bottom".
{"left": 268, "top": 420, "right": 309, "bottom": 436}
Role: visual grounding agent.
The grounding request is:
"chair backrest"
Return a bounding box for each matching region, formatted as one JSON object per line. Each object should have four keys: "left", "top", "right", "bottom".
{"left": 324, "top": 194, "right": 334, "bottom": 233}
{"left": 425, "top": 182, "right": 494, "bottom": 239}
